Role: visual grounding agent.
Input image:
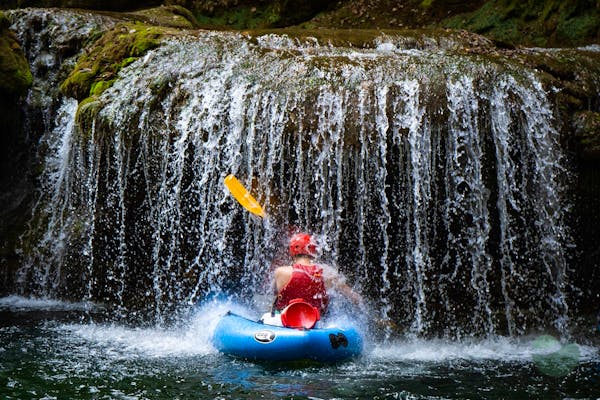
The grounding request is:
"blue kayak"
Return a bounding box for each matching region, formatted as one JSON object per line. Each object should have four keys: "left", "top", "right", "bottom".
{"left": 212, "top": 312, "right": 363, "bottom": 363}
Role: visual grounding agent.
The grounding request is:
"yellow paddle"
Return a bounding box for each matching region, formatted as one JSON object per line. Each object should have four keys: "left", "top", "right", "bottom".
{"left": 224, "top": 174, "right": 266, "bottom": 218}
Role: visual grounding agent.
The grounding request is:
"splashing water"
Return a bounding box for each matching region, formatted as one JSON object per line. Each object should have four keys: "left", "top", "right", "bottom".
{"left": 1, "top": 297, "right": 598, "bottom": 399}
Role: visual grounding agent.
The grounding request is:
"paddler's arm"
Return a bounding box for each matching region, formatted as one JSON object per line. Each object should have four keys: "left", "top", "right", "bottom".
{"left": 269, "top": 265, "right": 293, "bottom": 313}
{"left": 273, "top": 265, "right": 293, "bottom": 292}
{"left": 322, "top": 266, "right": 364, "bottom": 306}
{"left": 336, "top": 281, "right": 363, "bottom": 306}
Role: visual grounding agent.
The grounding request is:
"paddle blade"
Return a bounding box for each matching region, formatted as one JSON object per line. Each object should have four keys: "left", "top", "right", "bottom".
{"left": 224, "top": 174, "right": 266, "bottom": 218}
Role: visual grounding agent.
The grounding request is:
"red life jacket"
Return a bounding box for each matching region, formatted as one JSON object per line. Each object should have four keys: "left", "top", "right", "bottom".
{"left": 274, "top": 264, "right": 329, "bottom": 315}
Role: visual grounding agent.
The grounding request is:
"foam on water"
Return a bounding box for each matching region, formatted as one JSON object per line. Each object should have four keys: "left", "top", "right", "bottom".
{"left": 1, "top": 296, "right": 598, "bottom": 399}
{"left": 52, "top": 322, "right": 598, "bottom": 367}
{"left": 0, "top": 295, "right": 95, "bottom": 312}
{"left": 4, "top": 295, "right": 583, "bottom": 365}
{"left": 53, "top": 301, "right": 253, "bottom": 359}
{"left": 371, "top": 337, "right": 599, "bottom": 363}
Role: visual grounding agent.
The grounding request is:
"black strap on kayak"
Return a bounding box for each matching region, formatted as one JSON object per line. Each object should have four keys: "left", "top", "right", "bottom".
{"left": 329, "top": 332, "right": 349, "bottom": 349}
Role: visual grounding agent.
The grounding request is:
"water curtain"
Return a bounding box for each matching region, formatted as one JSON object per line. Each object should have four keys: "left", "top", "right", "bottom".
{"left": 12, "top": 12, "right": 571, "bottom": 336}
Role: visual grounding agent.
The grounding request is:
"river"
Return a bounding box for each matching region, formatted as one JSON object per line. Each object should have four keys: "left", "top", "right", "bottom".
{"left": 1, "top": 297, "right": 599, "bottom": 399}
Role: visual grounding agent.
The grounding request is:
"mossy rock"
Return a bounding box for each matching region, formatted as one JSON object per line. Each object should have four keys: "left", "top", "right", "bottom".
{"left": 573, "top": 111, "right": 600, "bottom": 163}
{"left": 513, "top": 48, "right": 600, "bottom": 112}
{"left": 165, "top": 0, "right": 335, "bottom": 29}
{"left": 60, "top": 22, "right": 169, "bottom": 101}
{"left": 0, "top": 1, "right": 163, "bottom": 11}
{"left": 0, "top": 11, "right": 9, "bottom": 30}
{"left": 75, "top": 96, "right": 103, "bottom": 133}
{"left": 128, "top": 5, "right": 199, "bottom": 29}
{"left": 0, "top": 11, "right": 33, "bottom": 96}
{"left": 241, "top": 26, "right": 496, "bottom": 53}
{"left": 443, "top": 0, "right": 600, "bottom": 47}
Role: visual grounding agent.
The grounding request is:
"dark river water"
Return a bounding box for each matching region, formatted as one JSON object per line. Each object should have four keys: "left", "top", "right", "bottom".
{"left": 1, "top": 297, "right": 599, "bottom": 399}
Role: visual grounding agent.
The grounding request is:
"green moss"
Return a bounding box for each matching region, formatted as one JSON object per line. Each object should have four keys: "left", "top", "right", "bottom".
{"left": 556, "top": 13, "right": 600, "bottom": 44}
{"left": 90, "top": 80, "right": 114, "bottom": 96}
{"left": 442, "top": 0, "right": 600, "bottom": 47}
{"left": 61, "top": 22, "right": 167, "bottom": 101}
{"left": 129, "top": 5, "right": 199, "bottom": 29}
{"left": 0, "top": 11, "right": 9, "bottom": 30}
{"left": 60, "top": 69, "right": 96, "bottom": 100}
{"left": 195, "top": 3, "right": 285, "bottom": 29}
{"left": 75, "top": 96, "right": 103, "bottom": 139}
{"left": 444, "top": 3, "right": 489, "bottom": 31}
{"left": 128, "top": 29, "right": 161, "bottom": 56}
{"left": 119, "top": 56, "right": 137, "bottom": 69}
{"left": 0, "top": 12, "right": 33, "bottom": 96}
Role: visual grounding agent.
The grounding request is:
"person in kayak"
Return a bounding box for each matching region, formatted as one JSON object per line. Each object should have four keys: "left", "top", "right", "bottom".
{"left": 273, "top": 232, "right": 330, "bottom": 315}
{"left": 261, "top": 232, "right": 362, "bottom": 327}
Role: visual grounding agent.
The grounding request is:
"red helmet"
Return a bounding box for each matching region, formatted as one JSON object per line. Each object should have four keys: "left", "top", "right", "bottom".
{"left": 289, "top": 233, "right": 318, "bottom": 257}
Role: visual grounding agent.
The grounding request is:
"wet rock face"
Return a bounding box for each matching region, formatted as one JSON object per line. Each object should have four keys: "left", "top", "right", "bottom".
{"left": 0, "top": 11, "right": 33, "bottom": 293}
{"left": 442, "top": 0, "right": 600, "bottom": 47}
{"left": 163, "top": 0, "right": 340, "bottom": 28}
{"left": 60, "top": 23, "right": 164, "bottom": 101}
{"left": 501, "top": 46, "right": 600, "bottom": 165}
{"left": 0, "top": 12, "right": 31, "bottom": 95}
{"left": 163, "top": 0, "right": 598, "bottom": 47}
{"left": 0, "top": 0, "right": 162, "bottom": 11}
{"left": 0, "top": 9, "right": 118, "bottom": 296}
{"left": 574, "top": 111, "right": 600, "bottom": 162}
{"left": 2, "top": 1, "right": 598, "bottom": 47}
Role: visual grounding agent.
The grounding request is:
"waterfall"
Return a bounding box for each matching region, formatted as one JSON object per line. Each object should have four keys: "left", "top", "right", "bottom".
{"left": 11, "top": 11, "right": 573, "bottom": 336}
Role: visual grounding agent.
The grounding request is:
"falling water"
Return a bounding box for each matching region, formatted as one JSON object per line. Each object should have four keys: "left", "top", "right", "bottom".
{"left": 10, "top": 12, "right": 574, "bottom": 337}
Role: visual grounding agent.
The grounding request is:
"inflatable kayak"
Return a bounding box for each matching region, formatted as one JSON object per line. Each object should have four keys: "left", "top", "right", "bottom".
{"left": 212, "top": 311, "right": 363, "bottom": 363}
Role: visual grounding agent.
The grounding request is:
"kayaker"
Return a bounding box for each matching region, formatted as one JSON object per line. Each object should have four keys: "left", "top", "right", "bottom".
{"left": 261, "top": 232, "right": 362, "bottom": 326}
